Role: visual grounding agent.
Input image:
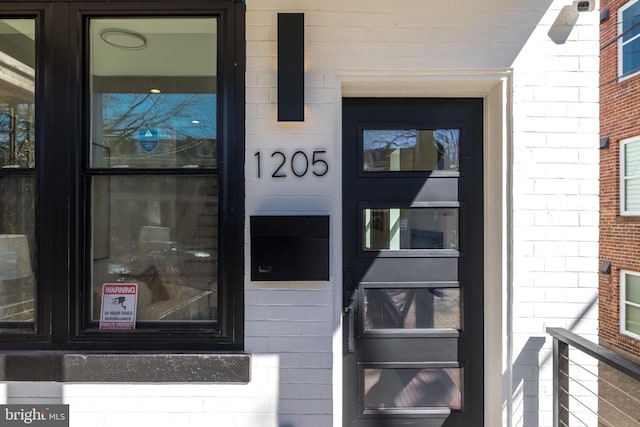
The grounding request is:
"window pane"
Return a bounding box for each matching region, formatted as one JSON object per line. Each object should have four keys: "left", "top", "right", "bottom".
{"left": 364, "top": 288, "right": 460, "bottom": 330}
{"left": 0, "top": 19, "right": 35, "bottom": 169}
{"left": 623, "top": 38, "right": 640, "bottom": 76}
{"left": 90, "top": 175, "right": 218, "bottom": 324}
{"left": 364, "top": 368, "right": 461, "bottom": 410}
{"left": 363, "top": 129, "right": 459, "bottom": 172}
{"left": 0, "top": 176, "right": 36, "bottom": 325}
{"left": 625, "top": 178, "right": 640, "bottom": 211}
{"left": 626, "top": 304, "right": 640, "bottom": 335}
{"left": 363, "top": 208, "right": 458, "bottom": 250}
{"left": 624, "top": 141, "right": 640, "bottom": 176}
{"left": 0, "top": 18, "right": 36, "bottom": 329}
{"left": 89, "top": 18, "right": 217, "bottom": 169}
{"left": 622, "top": 2, "right": 640, "bottom": 43}
{"left": 626, "top": 273, "right": 640, "bottom": 304}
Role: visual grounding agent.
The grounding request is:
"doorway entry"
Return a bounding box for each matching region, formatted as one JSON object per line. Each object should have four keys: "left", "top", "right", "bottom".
{"left": 342, "top": 97, "right": 484, "bottom": 426}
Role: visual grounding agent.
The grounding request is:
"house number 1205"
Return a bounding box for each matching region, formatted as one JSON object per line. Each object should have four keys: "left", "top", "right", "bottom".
{"left": 254, "top": 150, "right": 329, "bottom": 178}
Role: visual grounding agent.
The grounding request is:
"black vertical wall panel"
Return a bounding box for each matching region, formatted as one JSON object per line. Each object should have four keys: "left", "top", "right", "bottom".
{"left": 277, "top": 13, "right": 304, "bottom": 121}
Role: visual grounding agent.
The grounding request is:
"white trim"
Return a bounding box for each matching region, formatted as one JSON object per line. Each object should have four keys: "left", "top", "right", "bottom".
{"left": 620, "top": 270, "right": 640, "bottom": 340}
{"left": 620, "top": 135, "right": 640, "bottom": 216}
{"left": 334, "top": 68, "right": 512, "bottom": 427}
{"left": 618, "top": 0, "right": 640, "bottom": 82}
{"left": 339, "top": 68, "right": 511, "bottom": 98}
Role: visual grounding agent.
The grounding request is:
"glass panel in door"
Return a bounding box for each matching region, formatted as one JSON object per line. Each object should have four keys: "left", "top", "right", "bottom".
{"left": 363, "top": 287, "right": 460, "bottom": 330}
{"left": 363, "top": 129, "right": 460, "bottom": 172}
{"left": 363, "top": 367, "right": 462, "bottom": 410}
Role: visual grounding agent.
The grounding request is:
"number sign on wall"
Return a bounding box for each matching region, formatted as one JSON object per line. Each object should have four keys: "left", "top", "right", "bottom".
{"left": 254, "top": 150, "right": 329, "bottom": 178}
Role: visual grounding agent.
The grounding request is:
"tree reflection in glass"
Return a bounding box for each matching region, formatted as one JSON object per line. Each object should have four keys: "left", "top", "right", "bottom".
{"left": 363, "top": 129, "right": 460, "bottom": 172}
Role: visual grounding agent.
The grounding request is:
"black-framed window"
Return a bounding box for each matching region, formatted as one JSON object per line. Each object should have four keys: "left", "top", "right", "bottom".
{"left": 621, "top": 270, "right": 640, "bottom": 340}
{"left": 619, "top": 0, "right": 640, "bottom": 79}
{"left": 621, "top": 135, "right": 640, "bottom": 215}
{"left": 0, "top": 1, "right": 245, "bottom": 351}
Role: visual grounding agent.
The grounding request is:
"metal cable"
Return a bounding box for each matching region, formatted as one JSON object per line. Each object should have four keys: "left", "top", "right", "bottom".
{"left": 564, "top": 354, "right": 640, "bottom": 408}
{"left": 556, "top": 353, "right": 640, "bottom": 426}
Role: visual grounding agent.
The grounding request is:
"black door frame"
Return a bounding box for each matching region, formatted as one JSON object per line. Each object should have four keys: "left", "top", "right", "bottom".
{"left": 342, "top": 97, "right": 484, "bottom": 426}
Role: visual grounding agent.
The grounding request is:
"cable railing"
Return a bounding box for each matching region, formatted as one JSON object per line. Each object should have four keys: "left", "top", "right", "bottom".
{"left": 547, "top": 327, "right": 640, "bottom": 427}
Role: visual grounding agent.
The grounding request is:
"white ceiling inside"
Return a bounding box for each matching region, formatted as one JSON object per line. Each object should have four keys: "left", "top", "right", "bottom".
{"left": 90, "top": 18, "right": 217, "bottom": 78}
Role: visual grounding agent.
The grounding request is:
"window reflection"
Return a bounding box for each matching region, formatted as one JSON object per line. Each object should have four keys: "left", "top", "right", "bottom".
{"left": 89, "top": 18, "right": 217, "bottom": 169}
{"left": 0, "top": 19, "right": 36, "bottom": 328}
{"left": 363, "top": 208, "right": 458, "bottom": 250}
{"left": 626, "top": 305, "right": 640, "bottom": 335}
{"left": 88, "top": 17, "right": 219, "bottom": 328}
{"left": 623, "top": 140, "right": 640, "bottom": 212}
{"left": 364, "top": 368, "right": 461, "bottom": 410}
{"left": 0, "top": 19, "right": 35, "bottom": 168}
{"left": 92, "top": 93, "right": 216, "bottom": 168}
{"left": 364, "top": 288, "right": 460, "bottom": 330}
{"left": 91, "top": 175, "right": 218, "bottom": 323}
{"left": 363, "top": 129, "right": 459, "bottom": 172}
{"left": 0, "top": 180, "right": 36, "bottom": 325}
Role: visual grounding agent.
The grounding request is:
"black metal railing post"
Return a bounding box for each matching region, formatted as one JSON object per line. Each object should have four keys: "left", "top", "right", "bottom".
{"left": 547, "top": 327, "right": 640, "bottom": 427}
{"left": 553, "top": 336, "right": 569, "bottom": 427}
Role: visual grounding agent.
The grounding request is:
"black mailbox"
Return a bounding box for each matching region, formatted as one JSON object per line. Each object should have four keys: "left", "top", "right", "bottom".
{"left": 250, "top": 215, "right": 329, "bottom": 281}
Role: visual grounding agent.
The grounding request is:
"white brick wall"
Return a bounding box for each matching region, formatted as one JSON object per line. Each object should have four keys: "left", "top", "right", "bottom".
{"left": 66, "top": 355, "right": 279, "bottom": 427}
{"left": 510, "top": 2, "right": 599, "bottom": 426}
{"left": 5, "top": 1, "right": 599, "bottom": 426}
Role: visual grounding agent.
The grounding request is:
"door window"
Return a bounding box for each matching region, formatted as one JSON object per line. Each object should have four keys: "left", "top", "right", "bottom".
{"left": 363, "top": 287, "right": 460, "bottom": 330}
{"left": 363, "top": 128, "right": 459, "bottom": 172}
{"left": 363, "top": 367, "right": 462, "bottom": 410}
{"left": 363, "top": 207, "right": 458, "bottom": 251}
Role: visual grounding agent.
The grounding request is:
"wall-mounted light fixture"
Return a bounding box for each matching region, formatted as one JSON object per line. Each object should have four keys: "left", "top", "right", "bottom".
{"left": 277, "top": 13, "right": 304, "bottom": 122}
{"left": 599, "top": 261, "right": 612, "bottom": 274}
{"left": 100, "top": 29, "right": 147, "bottom": 50}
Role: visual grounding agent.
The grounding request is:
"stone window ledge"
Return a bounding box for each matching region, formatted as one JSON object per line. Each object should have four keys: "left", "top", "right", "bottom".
{"left": 0, "top": 352, "right": 250, "bottom": 383}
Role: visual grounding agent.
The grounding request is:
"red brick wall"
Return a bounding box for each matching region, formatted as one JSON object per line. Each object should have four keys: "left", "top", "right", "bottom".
{"left": 600, "top": 0, "right": 640, "bottom": 357}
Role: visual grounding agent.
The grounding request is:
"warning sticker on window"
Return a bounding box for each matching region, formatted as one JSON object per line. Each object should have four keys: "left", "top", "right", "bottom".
{"left": 100, "top": 283, "right": 138, "bottom": 329}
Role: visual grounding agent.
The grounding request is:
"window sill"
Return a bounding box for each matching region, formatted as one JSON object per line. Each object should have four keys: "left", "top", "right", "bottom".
{"left": 0, "top": 351, "right": 250, "bottom": 383}
{"left": 617, "top": 214, "right": 640, "bottom": 222}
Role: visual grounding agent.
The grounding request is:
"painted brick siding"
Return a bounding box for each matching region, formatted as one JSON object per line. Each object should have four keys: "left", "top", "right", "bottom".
{"left": 0, "top": 2, "right": 599, "bottom": 427}
{"left": 245, "top": 2, "right": 599, "bottom": 427}
{"left": 510, "top": 4, "right": 600, "bottom": 427}
{"left": 600, "top": 0, "right": 640, "bottom": 359}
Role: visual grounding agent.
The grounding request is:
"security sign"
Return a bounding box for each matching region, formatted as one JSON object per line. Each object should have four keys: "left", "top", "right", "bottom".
{"left": 138, "top": 128, "right": 159, "bottom": 153}
{"left": 100, "top": 283, "right": 138, "bottom": 329}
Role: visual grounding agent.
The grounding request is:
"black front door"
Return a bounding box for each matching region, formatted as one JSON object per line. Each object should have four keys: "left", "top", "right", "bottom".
{"left": 342, "top": 98, "right": 484, "bottom": 426}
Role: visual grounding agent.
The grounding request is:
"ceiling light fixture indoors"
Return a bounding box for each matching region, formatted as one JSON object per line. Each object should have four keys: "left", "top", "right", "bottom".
{"left": 100, "top": 29, "right": 147, "bottom": 49}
